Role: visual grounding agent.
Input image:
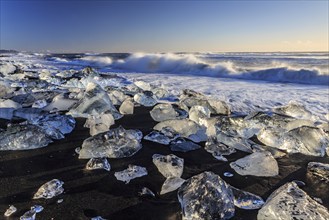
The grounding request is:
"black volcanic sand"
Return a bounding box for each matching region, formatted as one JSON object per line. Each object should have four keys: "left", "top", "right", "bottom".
{"left": 0, "top": 106, "right": 328, "bottom": 220}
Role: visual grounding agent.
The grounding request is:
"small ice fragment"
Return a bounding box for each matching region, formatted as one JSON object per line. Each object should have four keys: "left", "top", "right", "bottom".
{"left": 32, "top": 99, "right": 47, "bottom": 108}
{"left": 91, "top": 216, "right": 107, "bottom": 220}
{"left": 4, "top": 205, "right": 17, "bottom": 217}
{"left": 57, "top": 199, "right": 63, "bottom": 204}
{"left": 119, "top": 98, "right": 134, "bottom": 115}
{"left": 224, "top": 172, "right": 234, "bottom": 177}
{"left": 139, "top": 187, "right": 155, "bottom": 197}
{"left": 292, "top": 180, "right": 306, "bottom": 187}
{"left": 33, "top": 179, "right": 64, "bottom": 199}
{"left": 86, "top": 158, "right": 111, "bottom": 171}
{"left": 152, "top": 154, "right": 184, "bottom": 178}
{"left": 160, "top": 177, "right": 185, "bottom": 195}
{"left": 205, "top": 137, "right": 236, "bottom": 161}
{"left": 230, "top": 186, "right": 264, "bottom": 210}
{"left": 133, "top": 91, "right": 157, "bottom": 107}
{"left": 75, "top": 147, "right": 81, "bottom": 154}
{"left": 170, "top": 138, "right": 201, "bottom": 152}
{"left": 114, "top": 165, "right": 147, "bottom": 184}
{"left": 313, "top": 197, "right": 323, "bottom": 204}
{"left": 150, "top": 103, "right": 187, "bottom": 122}
{"left": 20, "top": 205, "right": 43, "bottom": 220}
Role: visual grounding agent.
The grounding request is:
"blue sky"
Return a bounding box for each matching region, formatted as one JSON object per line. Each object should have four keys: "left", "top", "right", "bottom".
{"left": 0, "top": 0, "right": 328, "bottom": 52}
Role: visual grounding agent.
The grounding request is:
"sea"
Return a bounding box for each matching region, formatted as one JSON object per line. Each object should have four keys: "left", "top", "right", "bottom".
{"left": 1, "top": 51, "right": 328, "bottom": 120}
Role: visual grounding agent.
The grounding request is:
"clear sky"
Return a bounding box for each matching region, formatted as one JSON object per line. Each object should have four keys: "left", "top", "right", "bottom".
{"left": 0, "top": 0, "right": 328, "bottom": 53}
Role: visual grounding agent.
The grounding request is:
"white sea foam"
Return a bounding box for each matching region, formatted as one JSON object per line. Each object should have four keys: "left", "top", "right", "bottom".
{"left": 79, "top": 56, "right": 113, "bottom": 66}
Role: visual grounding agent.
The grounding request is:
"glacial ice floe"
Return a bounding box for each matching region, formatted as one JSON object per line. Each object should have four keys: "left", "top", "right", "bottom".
{"left": 114, "top": 165, "right": 148, "bottom": 184}
{"left": 257, "top": 182, "right": 329, "bottom": 220}
{"left": 79, "top": 126, "right": 143, "bottom": 159}
{"left": 33, "top": 179, "right": 64, "bottom": 199}
{"left": 230, "top": 151, "right": 279, "bottom": 177}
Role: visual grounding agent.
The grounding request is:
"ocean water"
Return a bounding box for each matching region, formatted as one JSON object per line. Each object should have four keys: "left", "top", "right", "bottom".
{"left": 1, "top": 51, "right": 328, "bottom": 120}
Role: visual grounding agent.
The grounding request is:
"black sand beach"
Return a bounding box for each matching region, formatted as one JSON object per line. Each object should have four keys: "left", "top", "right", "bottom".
{"left": 0, "top": 106, "right": 328, "bottom": 220}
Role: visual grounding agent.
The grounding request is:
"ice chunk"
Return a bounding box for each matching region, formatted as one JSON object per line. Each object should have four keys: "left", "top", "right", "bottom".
{"left": 224, "top": 172, "right": 234, "bottom": 177}
{"left": 84, "top": 113, "right": 114, "bottom": 136}
{"left": 79, "top": 126, "right": 143, "bottom": 159}
{"left": 257, "top": 126, "right": 329, "bottom": 157}
{"left": 152, "top": 154, "right": 184, "bottom": 178}
{"left": 108, "top": 89, "right": 128, "bottom": 105}
{"left": 215, "top": 132, "right": 253, "bottom": 153}
{"left": 68, "top": 82, "right": 122, "bottom": 119}
{"left": 0, "top": 63, "right": 16, "bottom": 75}
{"left": 230, "top": 151, "right": 278, "bottom": 177}
{"left": 0, "top": 124, "right": 52, "bottom": 150}
{"left": 44, "top": 93, "right": 77, "bottom": 112}
{"left": 205, "top": 137, "right": 236, "bottom": 161}
{"left": 144, "top": 131, "right": 171, "bottom": 145}
{"left": 150, "top": 103, "right": 187, "bottom": 122}
{"left": 154, "top": 119, "right": 207, "bottom": 143}
{"left": 273, "top": 101, "right": 313, "bottom": 120}
{"left": 32, "top": 99, "right": 47, "bottom": 108}
{"left": 160, "top": 177, "right": 185, "bottom": 195}
{"left": 139, "top": 187, "right": 155, "bottom": 197}
{"left": 207, "top": 99, "right": 230, "bottom": 115}
{"left": 86, "top": 158, "right": 111, "bottom": 171}
{"left": 230, "top": 186, "right": 264, "bottom": 210}
{"left": 114, "top": 165, "right": 147, "bottom": 184}
{"left": 257, "top": 182, "right": 329, "bottom": 220}
{"left": 4, "top": 205, "right": 17, "bottom": 217}
{"left": 133, "top": 91, "right": 157, "bottom": 107}
{"left": 33, "top": 179, "right": 64, "bottom": 199}
{"left": 91, "top": 216, "right": 107, "bottom": 220}
{"left": 307, "top": 162, "right": 329, "bottom": 182}
{"left": 119, "top": 98, "right": 134, "bottom": 115}
{"left": 178, "top": 171, "right": 235, "bottom": 220}
{"left": 134, "top": 80, "right": 152, "bottom": 91}
{"left": 20, "top": 205, "right": 43, "bottom": 220}
{"left": 189, "top": 105, "right": 211, "bottom": 125}
{"left": 0, "top": 99, "right": 22, "bottom": 109}
{"left": 13, "top": 108, "right": 43, "bottom": 121}
{"left": 170, "top": 138, "right": 201, "bottom": 152}
{"left": 31, "top": 114, "right": 75, "bottom": 139}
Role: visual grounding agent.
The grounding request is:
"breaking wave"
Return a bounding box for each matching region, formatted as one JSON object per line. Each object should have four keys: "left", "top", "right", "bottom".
{"left": 77, "top": 53, "right": 329, "bottom": 85}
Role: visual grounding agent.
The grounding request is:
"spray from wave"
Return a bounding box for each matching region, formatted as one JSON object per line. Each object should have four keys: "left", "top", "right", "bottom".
{"left": 74, "top": 53, "right": 329, "bottom": 85}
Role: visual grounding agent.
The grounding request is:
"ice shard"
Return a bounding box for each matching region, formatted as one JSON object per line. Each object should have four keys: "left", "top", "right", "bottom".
{"left": 150, "top": 103, "right": 187, "bottom": 122}
{"left": 170, "top": 138, "right": 201, "bottom": 152}
{"left": 20, "top": 205, "right": 43, "bottom": 220}
{"left": 188, "top": 105, "right": 211, "bottom": 125}
{"left": 273, "top": 101, "right": 313, "bottom": 120}
{"left": 160, "top": 177, "right": 185, "bottom": 195}
{"left": 4, "top": 205, "right": 17, "bottom": 217}
{"left": 257, "top": 182, "right": 329, "bottom": 220}
{"left": 0, "top": 124, "right": 52, "bottom": 150}
{"left": 230, "top": 151, "right": 279, "bottom": 177}
{"left": 139, "top": 187, "right": 156, "bottom": 197}
{"left": 119, "top": 98, "right": 134, "bottom": 115}
{"left": 178, "top": 171, "right": 235, "bottom": 220}
{"left": 230, "top": 186, "right": 264, "bottom": 210}
{"left": 79, "top": 126, "right": 143, "bottom": 159}
{"left": 33, "top": 179, "right": 64, "bottom": 199}
{"left": 205, "top": 137, "right": 236, "bottom": 161}
{"left": 152, "top": 154, "right": 184, "bottom": 178}
{"left": 84, "top": 113, "right": 114, "bottom": 136}
{"left": 85, "top": 158, "right": 111, "bottom": 171}
{"left": 114, "top": 165, "right": 148, "bottom": 184}
{"left": 133, "top": 91, "right": 157, "bottom": 107}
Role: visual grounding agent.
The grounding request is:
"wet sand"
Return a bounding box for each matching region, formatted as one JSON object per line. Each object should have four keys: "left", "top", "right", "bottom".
{"left": 0, "top": 107, "right": 328, "bottom": 219}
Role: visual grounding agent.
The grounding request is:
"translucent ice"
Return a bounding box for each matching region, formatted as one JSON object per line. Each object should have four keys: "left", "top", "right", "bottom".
{"left": 170, "top": 138, "right": 201, "bottom": 152}
{"left": 86, "top": 158, "right": 111, "bottom": 171}
{"left": 152, "top": 154, "right": 184, "bottom": 178}
{"left": 178, "top": 171, "right": 235, "bottom": 220}
{"left": 91, "top": 216, "right": 107, "bottom": 220}
{"left": 33, "top": 179, "right": 64, "bottom": 199}
{"left": 4, "top": 205, "right": 17, "bottom": 217}
{"left": 189, "top": 105, "right": 211, "bottom": 125}
{"left": 230, "top": 186, "right": 264, "bottom": 210}
{"left": 154, "top": 119, "right": 207, "bottom": 143}
{"left": 20, "top": 205, "right": 43, "bottom": 220}
{"left": 257, "top": 126, "right": 329, "bottom": 157}
{"left": 114, "top": 165, "right": 148, "bottom": 184}
{"left": 0, "top": 99, "right": 22, "bottom": 109}
{"left": 273, "top": 101, "right": 313, "bottom": 120}
{"left": 0, "top": 124, "right": 52, "bottom": 150}
{"left": 44, "top": 93, "right": 77, "bottom": 112}
{"left": 150, "top": 103, "right": 187, "bottom": 122}
{"left": 139, "top": 187, "right": 155, "bottom": 197}
{"left": 68, "top": 82, "right": 122, "bottom": 119}
{"left": 31, "top": 114, "right": 76, "bottom": 139}
{"left": 230, "top": 151, "right": 279, "bottom": 177}
{"left": 160, "top": 177, "right": 185, "bottom": 195}
{"left": 84, "top": 113, "right": 114, "bottom": 136}
{"left": 32, "top": 99, "right": 47, "bottom": 108}
{"left": 205, "top": 136, "right": 236, "bottom": 161}
{"left": 119, "top": 98, "right": 134, "bottom": 115}
{"left": 79, "top": 126, "right": 143, "bottom": 159}
{"left": 144, "top": 131, "right": 171, "bottom": 145}
{"left": 257, "top": 182, "right": 329, "bottom": 220}
{"left": 108, "top": 89, "right": 129, "bottom": 105}
{"left": 133, "top": 91, "right": 157, "bottom": 107}
{"left": 307, "top": 162, "right": 329, "bottom": 182}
